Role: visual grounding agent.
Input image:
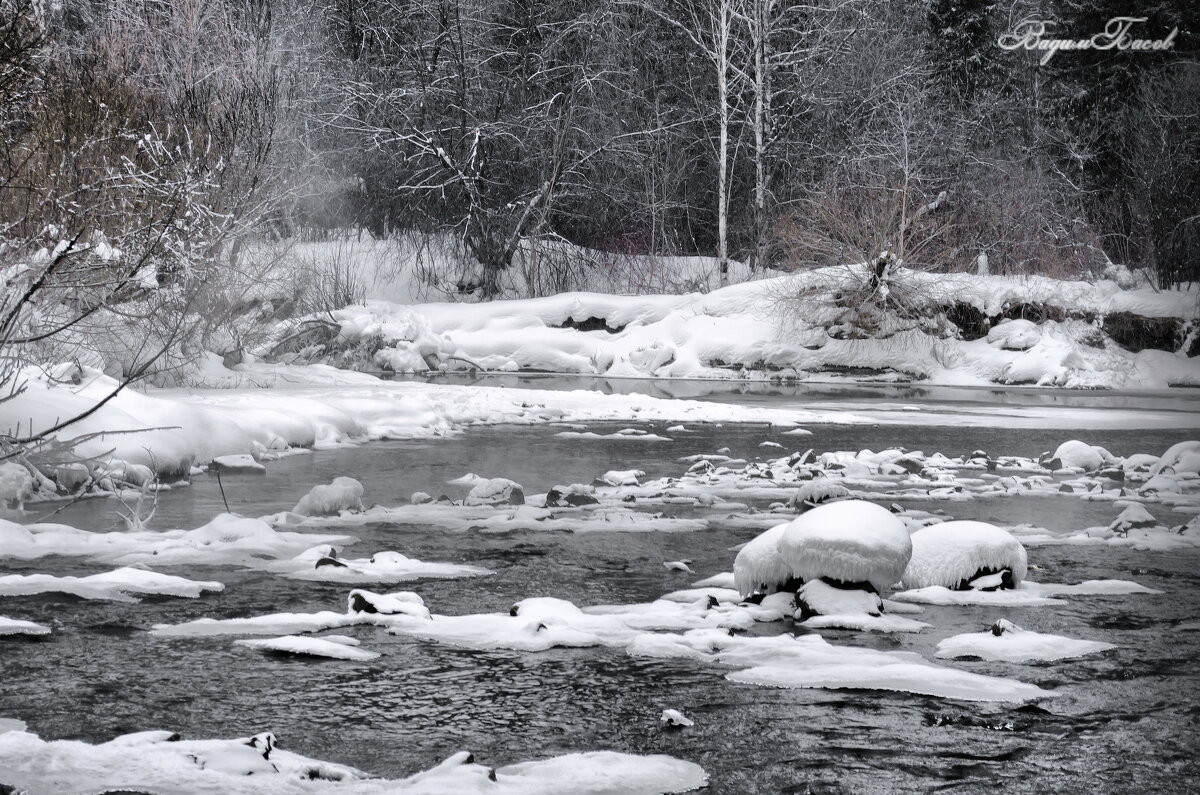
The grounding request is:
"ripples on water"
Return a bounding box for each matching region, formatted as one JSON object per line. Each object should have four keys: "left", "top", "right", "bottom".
{"left": 3, "top": 421, "right": 1200, "bottom": 792}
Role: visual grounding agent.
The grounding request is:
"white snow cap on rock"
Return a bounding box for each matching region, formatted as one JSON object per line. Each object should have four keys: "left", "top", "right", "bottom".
{"left": 778, "top": 500, "right": 912, "bottom": 594}
{"left": 292, "top": 477, "right": 365, "bottom": 516}
{"left": 902, "top": 521, "right": 1027, "bottom": 590}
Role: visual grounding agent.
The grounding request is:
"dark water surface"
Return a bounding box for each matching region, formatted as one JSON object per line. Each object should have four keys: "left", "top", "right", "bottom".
{"left": 3, "top": 415, "right": 1200, "bottom": 792}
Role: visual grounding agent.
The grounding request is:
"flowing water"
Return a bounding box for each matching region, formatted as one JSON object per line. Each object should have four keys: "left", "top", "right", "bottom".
{"left": 3, "top": 385, "right": 1200, "bottom": 793}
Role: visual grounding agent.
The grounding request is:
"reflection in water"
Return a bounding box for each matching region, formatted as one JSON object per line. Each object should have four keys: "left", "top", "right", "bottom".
{"left": 3, "top": 418, "right": 1199, "bottom": 792}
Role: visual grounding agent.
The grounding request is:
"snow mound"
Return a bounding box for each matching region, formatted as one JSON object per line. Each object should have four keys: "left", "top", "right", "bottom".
{"left": 0, "top": 727, "right": 707, "bottom": 794}
{"left": 292, "top": 477, "right": 364, "bottom": 516}
{"left": 936, "top": 620, "right": 1115, "bottom": 663}
{"left": 0, "top": 568, "right": 224, "bottom": 602}
{"left": 987, "top": 319, "right": 1041, "bottom": 350}
{"left": 788, "top": 481, "right": 851, "bottom": 510}
{"left": 778, "top": 500, "right": 912, "bottom": 593}
{"left": 0, "top": 616, "right": 50, "bottom": 636}
{"left": 660, "top": 709, "right": 693, "bottom": 728}
{"left": 902, "top": 521, "right": 1028, "bottom": 590}
{"left": 235, "top": 634, "right": 380, "bottom": 661}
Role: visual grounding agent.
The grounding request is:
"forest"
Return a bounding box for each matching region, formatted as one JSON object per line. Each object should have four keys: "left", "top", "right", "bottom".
{"left": 2, "top": 0, "right": 1195, "bottom": 303}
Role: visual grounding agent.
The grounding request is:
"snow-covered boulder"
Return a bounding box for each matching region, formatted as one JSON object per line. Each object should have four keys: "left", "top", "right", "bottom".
{"left": 1110, "top": 504, "right": 1157, "bottom": 535}
{"left": 292, "top": 477, "right": 365, "bottom": 517}
{"left": 463, "top": 477, "right": 524, "bottom": 506}
{"left": 347, "top": 589, "right": 431, "bottom": 619}
{"left": 777, "top": 500, "right": 912, "bottom": 594}
{"left": 1151, "top": 440, "right": 1200, "bottom": 474}
{"left": 544, "top": 483, "right": 599, "bottom": 507}
{"left": 786, "top": 480, "right": 850, "bottom": 511}
{"left": 986, "top": 319, "right": 1041, "bottom": 350}
{"left": 1044, "top": 440, "right": 1115, "bottom": 471}
{"left": 902, "top": 521, "right": 1027, "bottom": 591}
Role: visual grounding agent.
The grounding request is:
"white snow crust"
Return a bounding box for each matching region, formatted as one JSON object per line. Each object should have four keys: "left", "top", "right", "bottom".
{"left": 0, "top": 568, "right": 223, "bottom": 602}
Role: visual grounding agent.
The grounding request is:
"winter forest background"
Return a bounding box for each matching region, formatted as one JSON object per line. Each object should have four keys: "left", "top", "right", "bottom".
{"left": 3, "top": 0, "right": 1197, "bottom": 295}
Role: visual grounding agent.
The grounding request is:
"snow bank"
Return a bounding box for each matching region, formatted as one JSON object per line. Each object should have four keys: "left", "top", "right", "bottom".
{"left": 936, "top": 620, "right": 1115, "bottom": 663}
{"left": 305, "top": 267, "right": 1200, "bottom": 388}
{"left": 0, "top": 568, "right": 223, "bottom": 602}
{"left": 902, "top": 521, "right": 1028, "bottom": 590}
{"left": 0, "top": 727, "right": 707, "bottom": 794}
{"left": 778, "top": 500, "right": 912, "bottom": 593}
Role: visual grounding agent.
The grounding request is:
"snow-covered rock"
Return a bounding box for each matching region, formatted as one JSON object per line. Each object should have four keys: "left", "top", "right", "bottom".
{"left": 348, "top": 588, "right": 432, "bottom": 619}
{"left": 1046, "top": 440, "right": 1115, "bottom": 471}
{"left": 463, "top": 477, "right": 525, "bottom": 506}
{"left": 291, "top": 477, "right": 364, "bottom": 516}
{"left": 1151, "top": 440, "right": 1200, "bottom": 474}
{"left": 987, "top": 319, "right": 1041, "bottom": 350}
{"left": 778, "top": 500, "right": 912, "bottom": 594}
{"left": 902, "top": 521, "right": 1028, "bottom": 591}
{"left": 660, "top": 709, "right": 694, "bottom": 728}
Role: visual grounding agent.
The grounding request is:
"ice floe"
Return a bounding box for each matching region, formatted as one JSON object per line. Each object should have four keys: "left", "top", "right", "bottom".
{"left": 152, "top": 587, "right": 1049, "bottom": 703}
{"left": 0, "top": 727, "right": 708, "bottom": 794}
{"left": 629, "top": 629, "right": 1052, "bottom": 702}
{"left": 935, "top": 619, "right": 1116, "bottom": 663}
{"left": 0, "top": 568, "right": 223, "bottom": 602}
{"left": 0, "top": 615, "right": 50, "bottom": 636}
{"left": 0, "top": 514, "right": 357, "bottom": 567}
{"left": 892, "top": 578, "right": 1159, "bottom": 606}
{"left": 234, "top": 634, "right": 380, "bottom": 662}
{"left": 266, "top": 546, "right": 493, "bottom": 584}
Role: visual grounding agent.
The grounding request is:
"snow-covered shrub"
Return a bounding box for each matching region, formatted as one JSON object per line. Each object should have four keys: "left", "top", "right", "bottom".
{"left": 902, "top": 521, "right": 1027, "bottom": 590}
